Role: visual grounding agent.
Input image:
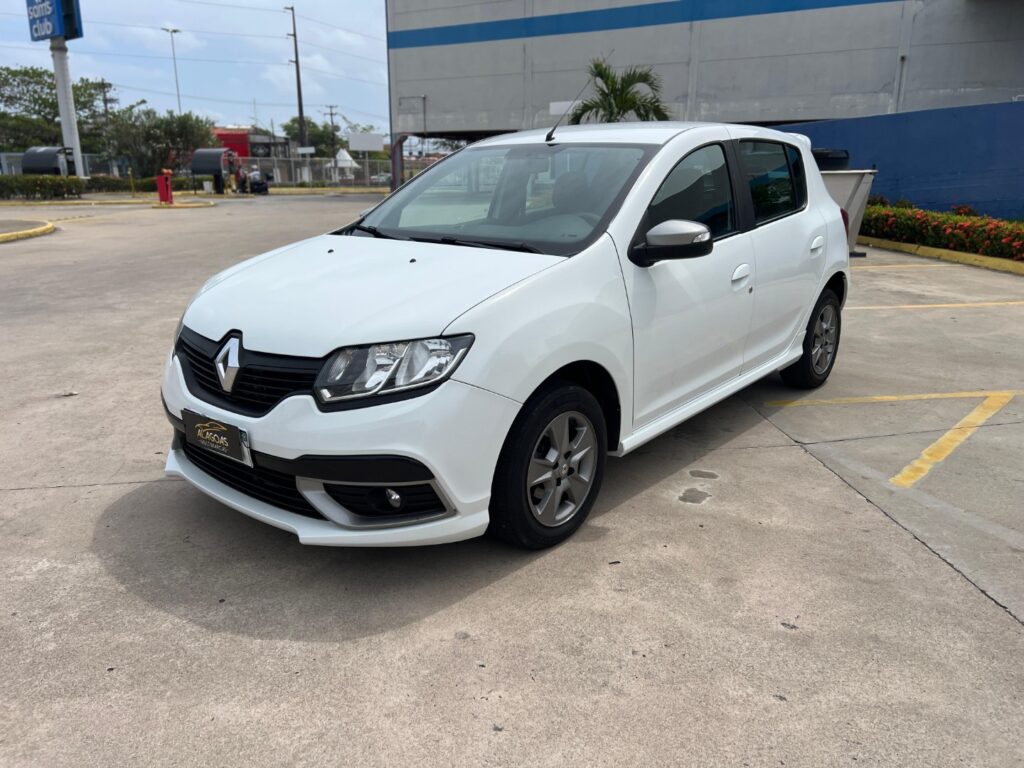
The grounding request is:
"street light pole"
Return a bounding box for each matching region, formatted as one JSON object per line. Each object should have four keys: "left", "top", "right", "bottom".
{"left": 284, "top": 6, "right": 307, "bottom": 148}
{"left": 161, "top": 27, "right": 182, "bottom": 114}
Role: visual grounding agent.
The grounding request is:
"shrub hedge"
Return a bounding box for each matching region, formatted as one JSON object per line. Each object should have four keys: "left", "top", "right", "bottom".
{"left": 0, "top": 174, "right": 85, "bottom": 200}
{"left": 0, "top": 174, "right": 218, "bottom": 198}
{"left": 85, "top": 175, "right": 213, "bottom": 193}
{"left": 83, "top": 175, "right": 131, "bottom": 193}
{"left": 135, "top": 175, "right": 213, "bottom": 193}
{"left": 861, "top": 205, "right": 1024, "bottom": 262}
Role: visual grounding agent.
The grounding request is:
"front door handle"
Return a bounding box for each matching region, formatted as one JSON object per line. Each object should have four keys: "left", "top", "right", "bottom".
{"left": 810, "top": 235, "right": 825, "bottom": 256}
{"left": 731, "top": 263, "right": 751, "bottom": 282}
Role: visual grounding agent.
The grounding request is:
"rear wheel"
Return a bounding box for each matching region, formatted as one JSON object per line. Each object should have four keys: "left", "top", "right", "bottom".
{"left": 780, "top": 288, "right": 842, "bottom": 389}
{"left": 489, "top": 382, "right": 607, "bottom": 549}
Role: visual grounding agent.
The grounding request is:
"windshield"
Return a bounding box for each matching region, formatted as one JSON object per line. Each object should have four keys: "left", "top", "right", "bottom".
{"left": 352, "top": 142, "right": 656, "bottom": 256}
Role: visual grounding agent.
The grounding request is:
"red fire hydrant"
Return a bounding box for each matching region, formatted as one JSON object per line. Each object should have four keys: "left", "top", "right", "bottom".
{"left": 156, "top": 168, "right": 174, "bottom": 205}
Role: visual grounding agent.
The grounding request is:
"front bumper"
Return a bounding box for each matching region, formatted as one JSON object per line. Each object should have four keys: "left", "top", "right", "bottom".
{"left": 162, "top": 353, "right": 521, "bottom": 546}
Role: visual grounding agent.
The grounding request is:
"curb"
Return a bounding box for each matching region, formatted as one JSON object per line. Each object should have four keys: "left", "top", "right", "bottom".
{"left": 0, "top": 220, "right": 56, "bottom": 243}
{"left": 857, "top": 236, "right": 1024, "bottom": 277}
{"left": 151, "top": 200, "right": 216, "bottom": 209}
{"left": 268, "top": 187, "right": 389, "bottom": 196}
{"left": 0, "top": 199, "right": 153, "bottom": 207}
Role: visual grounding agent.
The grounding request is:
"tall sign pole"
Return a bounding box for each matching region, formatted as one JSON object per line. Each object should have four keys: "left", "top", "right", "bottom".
{"left": 27, "top": 0, "right": 86, "bottom": 177}
{"left": 49, "top": 36, "right": 84, "bottom": 177}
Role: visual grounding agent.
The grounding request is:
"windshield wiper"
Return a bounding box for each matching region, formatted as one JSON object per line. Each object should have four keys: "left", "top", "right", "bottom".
{"left": 350, "top": 223, "right": 408, "bottom": 240}
{"left": 432, "top": 236, "right": 543, "bottom": 254}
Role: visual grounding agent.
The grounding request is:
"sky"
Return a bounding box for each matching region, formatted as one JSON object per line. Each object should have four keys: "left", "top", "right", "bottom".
{"left": 1, "top": 0, "right": 389, "bottom": 134}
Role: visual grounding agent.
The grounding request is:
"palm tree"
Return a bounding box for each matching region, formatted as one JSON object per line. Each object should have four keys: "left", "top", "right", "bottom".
{"left": 569, "top": 59, "right": 671, "bottom": 124}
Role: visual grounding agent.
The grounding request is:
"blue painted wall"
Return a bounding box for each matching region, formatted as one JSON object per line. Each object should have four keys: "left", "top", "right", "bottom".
{"left": 780, "top": 102, "right": 1024, "bottom": 219}
{"left": 388, "top": 0, "right": 893, "bottom": 48}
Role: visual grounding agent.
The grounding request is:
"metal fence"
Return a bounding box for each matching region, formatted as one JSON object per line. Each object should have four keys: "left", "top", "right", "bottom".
{"left": 232, "top": 156, "right": 392, "bottom": 187}
{"left": 1, "top": 152, "right": 121, "bottom": 177}
{"left": 0, "top": 151, "right": 439, "bottom": 188}
{"left": 236, "top": 156, "right": 437, "bottom": 187}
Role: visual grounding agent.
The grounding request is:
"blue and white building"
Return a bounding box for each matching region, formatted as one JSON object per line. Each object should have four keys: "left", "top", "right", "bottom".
{"left": 386, "top": 0, "right": 1024, "bottom": 217}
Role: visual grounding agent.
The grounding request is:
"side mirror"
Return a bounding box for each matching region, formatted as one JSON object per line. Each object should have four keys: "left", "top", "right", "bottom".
{"left": 631, "top": 219, "right": 713, "bottom": 267}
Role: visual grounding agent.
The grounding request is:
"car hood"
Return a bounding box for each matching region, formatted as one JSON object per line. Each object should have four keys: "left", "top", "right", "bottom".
{"left": 183, "top": 234, "right": 562, "bottom": 357}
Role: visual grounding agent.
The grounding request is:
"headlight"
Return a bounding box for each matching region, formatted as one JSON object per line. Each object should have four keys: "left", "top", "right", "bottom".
{"left": 315, "top": 335, "right": 473, "bottom": 403}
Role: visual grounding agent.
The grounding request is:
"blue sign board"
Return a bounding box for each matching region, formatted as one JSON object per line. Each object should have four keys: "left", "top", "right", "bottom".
{"left": 26, "top": 0, "right": 83, "bottom": 42}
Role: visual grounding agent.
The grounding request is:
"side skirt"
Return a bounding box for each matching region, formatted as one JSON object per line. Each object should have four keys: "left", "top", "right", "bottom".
{"left": 613, "top": 341, "right": 804, "bottom": 456}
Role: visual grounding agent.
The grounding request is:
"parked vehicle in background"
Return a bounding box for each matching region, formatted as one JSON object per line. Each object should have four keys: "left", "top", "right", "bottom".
{"left": 162, "top": 122, "right": 849, "bottom": 549}
{"left": 370, "top": 172, "right": 392, "bottom": 185}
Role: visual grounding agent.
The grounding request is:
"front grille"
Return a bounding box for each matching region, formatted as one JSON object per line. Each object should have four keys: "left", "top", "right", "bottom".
{"left": 176, "top": 327, "right": 322, "bottom": 416}
{"left": 181, "top": 437, "right": 323, "bottom": 519}
{"left": 324, "top": 483, "right": 446, "bottom": 518}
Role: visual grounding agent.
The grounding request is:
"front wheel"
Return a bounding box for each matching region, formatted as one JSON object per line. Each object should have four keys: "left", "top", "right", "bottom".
{"left": 780, "top": 288, "right": 842, "bottom": 389}
{"left": 488, "top": 382, "right": 607, "bottom": 549}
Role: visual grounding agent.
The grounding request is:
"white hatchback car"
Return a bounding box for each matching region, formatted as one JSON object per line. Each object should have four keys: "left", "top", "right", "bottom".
{"left": 163, "top": 122, "right": 849, "bottom": 549}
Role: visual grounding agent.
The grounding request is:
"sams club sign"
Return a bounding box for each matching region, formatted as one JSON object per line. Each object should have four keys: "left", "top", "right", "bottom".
{"left": 26, "top": 0, "right": 83, "bottom": 42}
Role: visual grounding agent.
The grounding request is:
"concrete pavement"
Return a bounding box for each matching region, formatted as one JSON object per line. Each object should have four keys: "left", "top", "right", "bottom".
{"left": 1, "top": 198, "right": 1021, "bottom": 766}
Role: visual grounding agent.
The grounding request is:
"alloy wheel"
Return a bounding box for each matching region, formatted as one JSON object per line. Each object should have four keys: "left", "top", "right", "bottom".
{"left": 527, "top": 410, "right": 598, "bottom": 527}
{"left": 811, "top": 304, "right": 838, "bottom": 374}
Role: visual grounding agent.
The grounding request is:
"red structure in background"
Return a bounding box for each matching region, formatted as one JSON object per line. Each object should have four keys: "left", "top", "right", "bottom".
{"left": 155, "top": 169, "right": 174, "bottom": 205}
{"left": 213, "top": 127, "right": 251, "bottom": 157}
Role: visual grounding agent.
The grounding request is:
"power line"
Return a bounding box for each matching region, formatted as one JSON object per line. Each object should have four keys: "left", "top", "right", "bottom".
{"left": 297, "top": 65, "right": 386, "bottom": 87}
{"left": 169, "top": 1, "right": 386, "bottom": 41}
{"left": 108, "top": 81, "right": 388, "bottom": 120}
{"left": 0, "top": 43, "right": 277, "bottom": 65}
{"left": 296, "top": 13, "right": 385, "bottom": 42}
{"left": 173, "top": 0, "right": 285, "bottom": 12}
{"left": 1, "top": 7, "right": 385, "bottom": 44}
{"left": 0, "top": 12, "right": 280, "bottom": 39}
{"left": 0, "top": 11, "right": 386, "bottom": 57}
{"left": 291, "top": 38, "right": 384, "bottom": 64}
{"left": 0, "top": 43, "right": 387, "bottom": 82}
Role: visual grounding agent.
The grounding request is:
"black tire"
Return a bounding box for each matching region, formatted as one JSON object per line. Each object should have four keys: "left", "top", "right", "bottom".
{"left": 488, "top": 381, "right": 607, "bottom": 549}
{"left": 780, "top": 288, "right": 842, "bottom": 389}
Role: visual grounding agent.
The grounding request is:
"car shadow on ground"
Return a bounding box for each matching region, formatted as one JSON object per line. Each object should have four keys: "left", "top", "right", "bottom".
{"left": 91, "top": 388, "right": 781, "bottom": 643}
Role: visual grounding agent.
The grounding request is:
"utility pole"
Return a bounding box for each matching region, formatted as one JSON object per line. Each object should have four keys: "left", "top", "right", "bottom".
{"left": 284, "top": 6, "right": 307, "bottom": 148}
{"left": 98, "top": 79, "right": 114, "bottom": 119}
{"left": 161, "top": 27, "right": 182, "bottom": 114}
{"left": 98, "top": 79, "right": 119, "bottom": 177}
{"left": 324, "top": 105, "right": 339, "bottom": 182}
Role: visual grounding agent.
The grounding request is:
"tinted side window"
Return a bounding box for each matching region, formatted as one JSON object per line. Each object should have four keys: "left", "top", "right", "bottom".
{"left": 738, "top": 141, "right": 799, "bottom": 223}
{"left": 786, "top": 145, "right": 807, "bottom": 209}
{"left": 647, "top": 144, "right": 736, "bottom": 239}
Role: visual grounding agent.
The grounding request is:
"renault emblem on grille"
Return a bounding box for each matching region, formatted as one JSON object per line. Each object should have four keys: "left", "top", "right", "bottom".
{"left": 214, "top": 337, "right": 241, "bottom": 392}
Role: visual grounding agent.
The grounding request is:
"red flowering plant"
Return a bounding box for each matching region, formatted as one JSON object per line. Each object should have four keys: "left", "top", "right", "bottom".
{"left": 861, "top": 204, "right": 1024, "bottom": 261}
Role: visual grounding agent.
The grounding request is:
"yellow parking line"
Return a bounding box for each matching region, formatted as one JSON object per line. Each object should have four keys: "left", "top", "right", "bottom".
{"left": 889, "top": 393, "right": 1014, "bottom": 488}
{"left": 851, "top": 264, "right": 952, "bottom": 270}
{"left": 847, "top": 300, "right": 1024, "bottom": 310}
{"left": 766, "top": 390, "right": 1024, "bottom": 408}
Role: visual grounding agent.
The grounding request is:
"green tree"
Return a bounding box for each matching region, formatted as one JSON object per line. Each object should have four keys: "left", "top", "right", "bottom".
{"left": 281, "top": 117, "right": 339, "bottom": 157}
{"left": 106, "top": 106, "right": 215, "bottom": 176}
{"left": 569, "top": 59, "right": 670, "bottom": 125}
{"left": 281, "top": 116, "right": 386, "bottom": 157}
{"left": 0, "top": 65, "right": 111, "bottom": 152}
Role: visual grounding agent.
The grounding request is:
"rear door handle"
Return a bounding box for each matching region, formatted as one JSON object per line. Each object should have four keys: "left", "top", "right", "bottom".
{"left": 731, "top": 263, "right": 751, "bottom": 282}
{"left": 810, "top": 235, "right": 825, "bottom": 256}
